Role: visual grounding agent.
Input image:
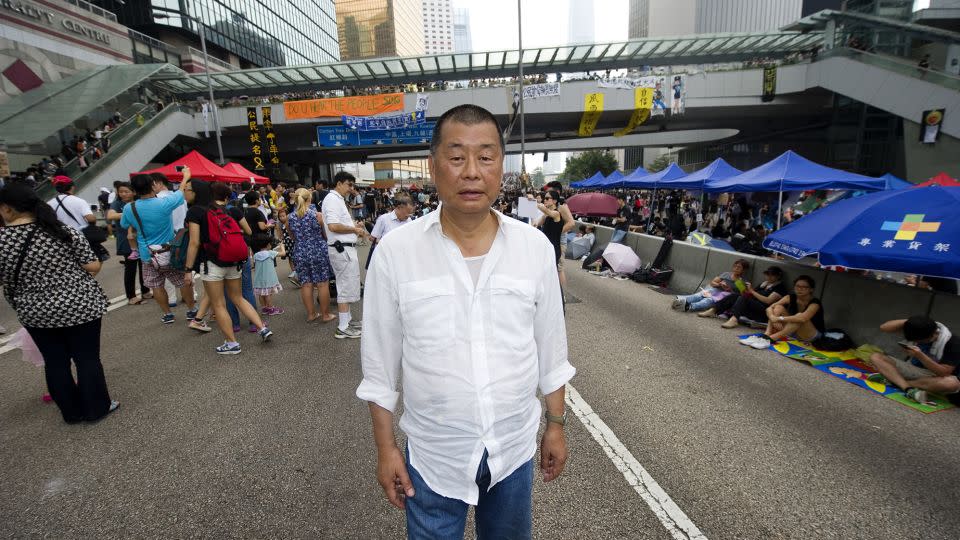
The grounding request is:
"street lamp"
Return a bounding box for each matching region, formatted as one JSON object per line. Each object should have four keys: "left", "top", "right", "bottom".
{"left": 153, "top": 12, "right": 225, "bottom": 165}
{"left": 517, "top": 0, "right": 527, "bottom": 186}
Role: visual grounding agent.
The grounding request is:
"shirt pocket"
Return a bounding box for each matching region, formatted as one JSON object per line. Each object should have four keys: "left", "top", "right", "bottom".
{"left": 488, "top": 275, "right": 537, "bottom": 349}
{"left": 399, "top": 277, "right": 456, "bottom": 353}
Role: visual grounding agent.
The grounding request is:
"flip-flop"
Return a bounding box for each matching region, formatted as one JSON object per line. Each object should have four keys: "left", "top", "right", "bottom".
{"left": 141, "top": 292, "right": 154, "bottom": 300}
{"left": 307, "top": 314, "right": 322, "bottom": 323}
{"left": 127, "top": 298, "right": 143, "bottom": 305}
{"left": 321, "top": 315, "right": 337, "bottom": 324}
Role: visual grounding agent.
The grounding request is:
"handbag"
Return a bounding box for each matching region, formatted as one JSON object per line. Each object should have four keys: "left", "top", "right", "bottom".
{"left": 7, "top": 226, "right": 38, "bottom": 310}
{"left": 130, "top": 201, "right": 172, "bottom": 271}
{"left": 54, "top": 196, "right": 108, "bottom": 244}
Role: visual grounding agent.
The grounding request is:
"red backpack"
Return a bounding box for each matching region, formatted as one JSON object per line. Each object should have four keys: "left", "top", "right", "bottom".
{"left": 203, "top": 206, "right": 248, "bottom": 265}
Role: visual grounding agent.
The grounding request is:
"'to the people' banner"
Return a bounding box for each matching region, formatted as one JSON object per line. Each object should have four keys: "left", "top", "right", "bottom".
{"left": 284, "top": 93, "right": 405, "bottom": 119}
{"left": 578, "top": 93, "right": 604, "bottom": 137}
{"left": 247, "top": 107, "right": 265, "bottom": 172}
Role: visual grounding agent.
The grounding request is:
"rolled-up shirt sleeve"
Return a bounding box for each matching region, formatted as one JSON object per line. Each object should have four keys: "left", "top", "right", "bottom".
{"left": 357, "top": 242, "right": 403, "bottom": 412}
{"left": 533, "top": 238, "right": 575, "bottom": 394}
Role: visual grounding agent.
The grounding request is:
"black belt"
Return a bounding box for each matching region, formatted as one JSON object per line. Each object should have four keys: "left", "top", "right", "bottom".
{"left": 338, "top": 242, "right": 357, "bottom": 247}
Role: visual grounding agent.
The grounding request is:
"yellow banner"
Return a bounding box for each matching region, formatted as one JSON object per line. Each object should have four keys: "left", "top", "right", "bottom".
{"left": 283, "top": 93, "right": 405, "bottom": 119}
{"left": 614, "top": 88, "right": 653, "bottom": 137}
{"left": 578, "top": 93, "right": 604, "bottom": 137}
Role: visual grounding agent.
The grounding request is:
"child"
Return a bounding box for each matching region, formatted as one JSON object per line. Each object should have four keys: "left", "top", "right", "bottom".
{"left": 251, "top": 234, "right": 285, "bottom": 315}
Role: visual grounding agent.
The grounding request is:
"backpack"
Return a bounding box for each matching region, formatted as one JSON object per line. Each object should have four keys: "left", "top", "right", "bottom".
{"left": 812, "top": 329, "right": 856, "bottom": 352}
{"left": 203, "top": 207, "right": 248, "bottom": 266}
{"left": 168, "top": 228, "right": 190, "bottom": 271}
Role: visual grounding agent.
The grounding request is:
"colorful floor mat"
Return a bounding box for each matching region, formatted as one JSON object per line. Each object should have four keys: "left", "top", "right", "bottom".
{"left": 739, "top": 334, "right": 955, "bottom": 414}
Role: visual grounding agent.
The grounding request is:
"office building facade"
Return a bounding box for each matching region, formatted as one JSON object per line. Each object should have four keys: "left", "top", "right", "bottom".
{"left": 453, "top": 7, "right": 472, "bottom": 53}
{"left": 422, "top": 0, "right": 453, "bottom": 54}
{"left": 95, "top": 1, "right": 340, "bottom": 68}
{"left": 335, "top": 0, "right": 424, "bottom": 61}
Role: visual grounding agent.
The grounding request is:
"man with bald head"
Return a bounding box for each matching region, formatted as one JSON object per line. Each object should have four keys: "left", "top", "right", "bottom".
{"left": 357, "top": 104, "right": 575, "bottom": 539}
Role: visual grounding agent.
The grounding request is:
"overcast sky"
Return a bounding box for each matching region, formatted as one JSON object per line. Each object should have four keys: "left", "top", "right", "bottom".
{"left": 461, "top": 0, "right": 628, "bottom": 52}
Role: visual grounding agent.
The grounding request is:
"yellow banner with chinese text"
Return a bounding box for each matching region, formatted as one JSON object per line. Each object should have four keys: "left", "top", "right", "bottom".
{"left": 578, "top": 93, "right": 604, "bottom": 137}
{"left": 614, "top": 88, "right": 653, "bottom": 137}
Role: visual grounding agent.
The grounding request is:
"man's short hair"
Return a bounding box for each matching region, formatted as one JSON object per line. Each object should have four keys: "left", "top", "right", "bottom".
{"left": 244, "top": 191, "right": 260, "bottom": 205}
{"left": 149, "top": 173, "right": 169, "bottom": 190}
{"left": 240, "top": 181, "right": 252, "bottom": 192}
{"left": 333, "top": 171, "right": 356, "bottom": 186}
{"left": 393, "top": 192, "right": 413, "bottom": 207}
{"left": 130, "top": 174, "right": 154, "bottom": 196}
{"left": 546, "top": 180, "right": 563, "bottom": 191}
{"left": 429, "top": 104, "right": 503, "bottom": 156}
{"left": 903, "top": 315, "right": 938, "bottom": 341}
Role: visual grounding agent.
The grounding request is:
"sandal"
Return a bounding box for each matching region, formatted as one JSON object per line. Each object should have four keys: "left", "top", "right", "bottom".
{"left": 321, "top": 315, "right": 337, "bottom": 324}
{"left": 128, "top": 297, "right": 144, "bottom": 306}
{"left": 141, "top": 292, "right": 154, "bottom": 300}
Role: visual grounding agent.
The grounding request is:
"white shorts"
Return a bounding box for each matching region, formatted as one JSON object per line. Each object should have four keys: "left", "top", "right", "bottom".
{"left": 201, "top": 261, "right": 243, "bottom": 282}
{"left": 329, "top": 246, "right": 362, "bottom": 303}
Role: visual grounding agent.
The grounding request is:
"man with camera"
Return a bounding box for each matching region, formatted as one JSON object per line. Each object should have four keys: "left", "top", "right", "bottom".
{"left": 321, "top": 171, "right": 366, "bottom": 339}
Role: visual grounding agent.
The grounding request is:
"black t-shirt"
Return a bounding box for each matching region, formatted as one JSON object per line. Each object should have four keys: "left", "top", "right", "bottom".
{"left": 364, "top": 192, "right": 377, "bottom": 213}
{"left": 756, "top": 281, "right": 788, "bottom": 300}
{"left": 185, "top": 204, "right": 244, "bottom": 270}
{"left": 312, "top": 189, "right": 329, "bottom": 208}
{"left": 615, "top": 206, "right": 630, "bottom": 231}
{"left": 936, "top": 335, "right": 960, "bottom": 373}
{"left": 244, "top": 207, "right": 268, "bottom": 239}
{"left": 787, "top": 294, "right": 825, "bottom": 333}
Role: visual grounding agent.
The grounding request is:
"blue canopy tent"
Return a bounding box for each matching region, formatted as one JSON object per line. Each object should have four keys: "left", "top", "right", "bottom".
{"left": 704, "top": 150, "right": 890, "bottom": 228}
{"left": 571, "top": 171, "right": 605, "bottom": 188}
{"left": 877, "top": 173, "right": 913, "bottom": 190}
{"left": 658, "top": 158, "right": 742, "bottom": 191}
{"left": 623, "top": 163, "right": 687, "bottom": 189}
{"left": 763, "top": 186, "right": 960, "bottom": 279}
{"left": 597, "top": 170, "right": 624, "bottom": 190}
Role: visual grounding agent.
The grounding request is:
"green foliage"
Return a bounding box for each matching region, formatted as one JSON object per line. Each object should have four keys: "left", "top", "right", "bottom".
{"left": 646, "top": 154, "right": 675, "bottom": 173}
{"left": 559, "top": 150, "right": 619, "bottom": 182}
{"left": 531, "top": 167, "right": 545, "bottom": 187}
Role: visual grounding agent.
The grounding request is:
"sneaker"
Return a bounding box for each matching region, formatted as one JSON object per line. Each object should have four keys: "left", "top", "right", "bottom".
{"left": 866, "top": 373, "right": 889, "bottom": 385}
{"left": 269, "top": 307, "right": 285, "bottom": 315}
{"left": 189, "top": 319, "right": 213, "bottom": 333}
{"left": 739, "top": 335, "right": 760, "bottom": 346}
{"left": 697, "top": 308, "right": 716, "bottom": 318}
{"left": 258, "top": 326, "right": 274, "bottom": 342}
{"left": 671, "top": 297, "right": 686, "bottom": 311}
{"left": 186, "top": 308, "right": 198, "bottom": 321}
{"left": 905, "top": 387, "right": 929, "bottom": 404}
{"left": 168, "top": 302, "right": 178, "bottom": 308}
{"left": 261, "top": 307, "right": 272, "bottom": 315}
{"left": 749, "top": 336, "right": 772, "bottom": 350}
{"left": 249, "top": 324, "right": 259, "bottom": 333}
{"left": 348, "top": 319, "right": 362, "bottom": 329}
{"left": 161, "top": 313, "right": 175, "bottom": 324}
{"left": 232, "top": 325, "right": 241, "bottom": 333}
{"left": 215, "top": 342, "right": 242, "bottom": 355}
{"left": 335, "top": 326, "right": 362, "bottom": 339}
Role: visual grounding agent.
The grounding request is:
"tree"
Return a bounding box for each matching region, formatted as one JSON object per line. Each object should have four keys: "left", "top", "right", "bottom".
{"left": 559, "top": 150, "right": 618, "bottom": 182}
{"left": 531, "top": 167, "right": 545, "bottom": 187}
{"left": 646, "top": 154, "right": 675, "bottom": 173}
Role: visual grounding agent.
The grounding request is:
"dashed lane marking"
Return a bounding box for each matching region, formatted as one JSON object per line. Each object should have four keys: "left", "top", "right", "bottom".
{"left": 566, "top": 383, "right": 708, "bottom": 540}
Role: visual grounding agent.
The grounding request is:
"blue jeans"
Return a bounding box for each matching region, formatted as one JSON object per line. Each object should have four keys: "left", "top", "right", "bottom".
{"left": 681, "top": 290, "right": 719, "bottom": 311}
{"left": 406, "top": 449, "right": 533, "bottom": 540}
{"left": 611, "top": 229, "right": 627, "bottom": 244}
{"left": 226, "top": 259, "right": 257, "bottom": 327}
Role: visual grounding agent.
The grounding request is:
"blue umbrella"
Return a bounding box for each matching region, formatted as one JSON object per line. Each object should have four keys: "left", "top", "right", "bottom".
{"left": 688, "top": 232, "right": 737, "bottom": 252}
{"left": 762, "top": 186, "right": 960, "bottom": 279}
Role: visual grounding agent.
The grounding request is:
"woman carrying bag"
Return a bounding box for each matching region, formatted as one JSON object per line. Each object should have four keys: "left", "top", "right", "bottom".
{"left": 0, "top": 183, "right": 117, "bottom": 424}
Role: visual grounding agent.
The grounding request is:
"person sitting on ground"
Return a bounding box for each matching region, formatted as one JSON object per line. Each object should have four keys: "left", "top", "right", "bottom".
{"left": 701, "top": 265, "right": 787, "bottom": 328}
{"left": 741, "top": 275, "right": 824, "bottom": 349}
{"left": 672, "top": 259, "right": 750, "bottom": 312}
{"left": 866, "top": 316, "right": 960, "bottom": 405}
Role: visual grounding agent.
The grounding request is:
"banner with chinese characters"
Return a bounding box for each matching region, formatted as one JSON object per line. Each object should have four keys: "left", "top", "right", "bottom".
{"left": 342, "top": 110, "right": 425, "bottom": 131}
{"left": 246, "top": 107, "right": 265, "bottom": 172}
{"left": 284, "top": 93, "right": 404, "bottom": 119}
{"left": 262, "top": 106, "right": 280, "bottom": 175}
{"left": 614, "top": 88, "right": 653, "bottom": 137}
{"left": 762, "top": 66, "right": 777, "bottom": 102}
{"left": 578, "top": 93, "right": 604, "bottom": 137}
{"left": 522, "top": 82, "right": 560, "bottom": 100}
{"left": 920, "top": 109, "right": 945, "bottom": 144}
{"left": 598, "top": 76, "right": 669, "bottom": 116}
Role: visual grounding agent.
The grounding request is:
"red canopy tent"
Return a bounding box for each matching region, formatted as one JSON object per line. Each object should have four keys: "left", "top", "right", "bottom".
{"left": 407, "top": 184, "right": 422, "bottom": 191}
{"left": 914, "top": 172, "right": 960, "bottom": 187}
{"left": 130, "top": 150, "right": 247, "bottom": 183}
{"left": 222, "top": 162, "right": 270, "bottom": 184}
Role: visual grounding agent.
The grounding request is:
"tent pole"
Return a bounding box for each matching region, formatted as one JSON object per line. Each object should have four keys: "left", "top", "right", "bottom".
{"left": 646, "top": 187, "right": 657, "bottom": 233}
{"left": 776, "top": 190, "right": 783, "bottom": 230}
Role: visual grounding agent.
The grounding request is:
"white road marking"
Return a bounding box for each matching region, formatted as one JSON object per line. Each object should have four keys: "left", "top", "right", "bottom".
{"left": 566, "top": 383, "right": 707, "bottom": 540}
{"left": 0, "top": 295, "right": 130, "bottom": 356}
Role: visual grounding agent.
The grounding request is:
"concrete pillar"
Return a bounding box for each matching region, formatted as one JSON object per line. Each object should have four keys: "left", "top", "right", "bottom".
{"left": 824, "top": 20, "right": 836, "bottom": 51}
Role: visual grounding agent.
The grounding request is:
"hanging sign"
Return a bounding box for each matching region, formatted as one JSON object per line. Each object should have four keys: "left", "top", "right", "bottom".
{"left": 762, "top": 66, "right": 777, "bottom": 102}
{"left": 522, "top": 82, "right": 560, "bottom": 100}
{"left": 578, "top": 93, "right": 604, "bottom": 137}
{"left": 920, "top": 109, "right": 945, "bottom": 144}
{"left": 670, "top": 75, "right": 686, "bottom": 115}
{"left": 614, "top": 88, "right": 653, "bottom": 137}
{"left": 316, "top": 122, "right": 436, "bottom": 147}
{"left": 284, "top": 93, "right": 404, "bottom": 119}
{"left": 342, "top": 110, "right": 425, "bottom": 130}
{"left": 262, "top": 106, "right": 280, "bottom": 175}
{"left": 415, "top": 93, "right": 429, "bottom": 112}
{"left": 246, "top": 107, "right": 265, "bottom": 172}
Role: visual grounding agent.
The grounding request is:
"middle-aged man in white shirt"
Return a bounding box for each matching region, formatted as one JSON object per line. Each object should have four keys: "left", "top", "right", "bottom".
{"left": 365, "top": 191, "right": 415, "bottom": 270}
{"left": 321, "top": 171, "right": 367, "bottom": 339}
{"left": 357, "top": 104, "right": 574, "bottom": 539}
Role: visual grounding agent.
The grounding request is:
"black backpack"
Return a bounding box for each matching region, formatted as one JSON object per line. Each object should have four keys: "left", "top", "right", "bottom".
{"left": 812, "top": 329, "right": 855, "bottom": 352}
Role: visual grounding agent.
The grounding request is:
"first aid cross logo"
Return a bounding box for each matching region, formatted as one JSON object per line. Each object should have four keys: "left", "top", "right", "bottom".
{"left": 880, "top": 214, "right": 941, "bottom": 241}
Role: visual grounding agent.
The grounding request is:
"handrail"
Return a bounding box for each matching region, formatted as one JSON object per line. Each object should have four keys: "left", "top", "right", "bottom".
{"left": 62, "top": 0, "right": 118, "bottom": 23}
{"left": 820, "top": 46, "right": 960, "bottom": 90}
{"left": 56, "top": 103, "right": 155, "bottom": 178}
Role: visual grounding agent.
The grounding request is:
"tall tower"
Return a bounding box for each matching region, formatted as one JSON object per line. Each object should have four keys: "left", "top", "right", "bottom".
{"left": 568, "top": 0, "right": 595, "bottom": 45}
{"left": 422, "top": 0, "right": 455, "bottom": 55}
{"left": 453, "top": 8, "right": 473, "bottom": 53}
{"left": 335, "top": 0, "right": 424, "bottom": 61}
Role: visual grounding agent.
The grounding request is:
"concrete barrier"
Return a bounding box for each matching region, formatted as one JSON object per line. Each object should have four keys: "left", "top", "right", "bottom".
{"left": 702, "top": 250, "right": 757, "bottom": 289}
{"left": 632, "top": 233, "right": 665, "bottom": 266}
{"left": 593, "top": 225, "right": 613, "bottom": 247}
{"left": 664, "top": 241, "right": 711, "bottom": 294}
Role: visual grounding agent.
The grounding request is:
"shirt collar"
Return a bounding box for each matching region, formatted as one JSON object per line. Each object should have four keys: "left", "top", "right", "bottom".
{"left": 422, "top": 204, "right": 507, "bottom": 234}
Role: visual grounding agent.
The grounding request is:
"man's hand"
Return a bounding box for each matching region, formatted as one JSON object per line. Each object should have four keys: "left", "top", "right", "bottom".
{"left": 181, "top": 165, "right": 191, "bottom": 182}
{"left": 376, "top": 445, "right": 415, "bottom": 509}
{"left": 355, "top": 225, "right": 367, "bottom": 237}
{"left": 540, "top": 425, "right": 568, "bottom": 483}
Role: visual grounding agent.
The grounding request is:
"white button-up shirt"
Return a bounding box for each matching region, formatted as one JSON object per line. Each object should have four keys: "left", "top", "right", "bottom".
{"left": 369, "top": 210, "right": 412, "bottom": 241}
{"left": 357, "top": 206, "right": 574, "bottom": 505}
{"left": 321, "top": 190, "right": 357, "bottom": 244}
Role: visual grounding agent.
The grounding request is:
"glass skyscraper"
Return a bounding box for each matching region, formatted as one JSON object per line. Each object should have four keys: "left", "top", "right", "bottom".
{"left": 97, "top": 0, "right": 340, "bottom": 67}
{"left": 335, "top": 0, "right": 425, "bottom": 61}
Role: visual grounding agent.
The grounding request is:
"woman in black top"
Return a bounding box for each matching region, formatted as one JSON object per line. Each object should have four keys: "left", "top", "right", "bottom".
{"left": 0, "top": 183, "right": 117, "bottom": 423}
{"left": 535, "top": 190, "right": 563, "bottom": 265}
{"left": 749, "top": 275, "right": 825, "bottom": 348}
{"left": 703, "top": 266, "right": 788, "bottom": 329}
